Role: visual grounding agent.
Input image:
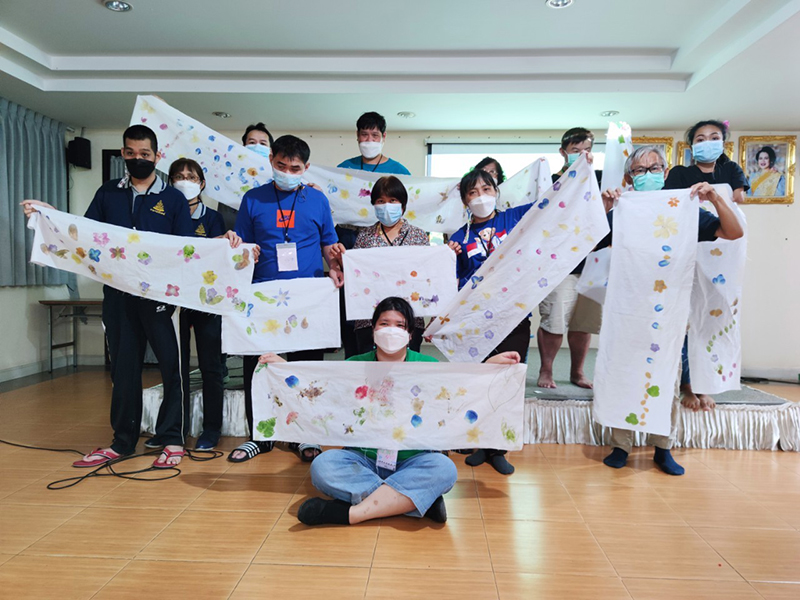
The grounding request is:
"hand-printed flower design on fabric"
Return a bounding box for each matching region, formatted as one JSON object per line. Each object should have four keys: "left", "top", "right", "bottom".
{"left": 653, "top": 215, "right": 678, "bottom": 239}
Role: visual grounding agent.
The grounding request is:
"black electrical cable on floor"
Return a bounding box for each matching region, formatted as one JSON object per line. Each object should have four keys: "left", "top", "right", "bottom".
{"left": 0, "top": 438, "right": 223, "bottom": 489}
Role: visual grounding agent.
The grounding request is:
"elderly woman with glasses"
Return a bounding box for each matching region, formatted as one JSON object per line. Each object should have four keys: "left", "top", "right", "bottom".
{"left": 598, "top": 146, "right": 743, "bottom": 476}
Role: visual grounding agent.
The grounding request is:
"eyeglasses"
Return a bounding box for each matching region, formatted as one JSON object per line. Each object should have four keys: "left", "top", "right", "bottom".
{"left": 172, "top": 174, "right": 201, "bottom": 183}
{"left": 630, "top": 165, "right": 665, "bottom": 177}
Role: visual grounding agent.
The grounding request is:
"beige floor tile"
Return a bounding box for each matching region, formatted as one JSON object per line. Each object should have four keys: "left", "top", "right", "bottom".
{"left": 749, "top": 383, "right": 800, "bottom": 403}
{"left": 623, "top": 578, "right": 762, "bottom": 599}
{"left": 634, "top": 458, "right": 739, "bottom": 490}
{"left": 3, "top": 467, "right": 126, "bottom": 507}
{"left": 589, "top": 522, "right": 742, "bottom": 581}
{"left": 0, "top": 468, "right": 55, "bottom": 499}
{"left": 137, "top": 509, "right": 279, "bottom": 563}
{"left": 472, "top": 451, "right": 561, "bottom": 485}
{"left": 750, "top": 582, "right": 800, "bottom": 599}
{"left": 93, "top": 559, "right": 247, "bottom": 599}
{"left": 0, "top": 554, "right": 15, "bottom": 567}
{"left": 231, "top": 564, "right": 369, "bottom": 599}
{"left": 366, "top": 567, "right": 498, "bottom": 599}
{"left": 373, "top": 517, "right": 491, "bottom": 571}
{"left": 496, "top": 572, "right": 631, "bottom": 600}
{"left": 0, "top": 555, "right": 127, "bottom": 600}
{"left": 479, "top": 482, "right": 582, "bottom": 522}
{"left": 486, "top": 519, "right": 615, "bottom": 577}
{"left": 222, "top": 448, "right": 312, "bottom": 477}
{"left": 96, "top": 472, "right": 219, "bottom": 509}
{"left": 24, "top": 506, "right": 180, "bottom": 559}
{"left": 188, "top": 474, "right": 305, "bottom": 512}
{"left": 0, "top": 503, "right": 83, "bottom": 554}
{"left": 439, "top": 479, "right": 481, "bottom": 519}
{"left": 655, "top": 487, "right": 794, "bottom": 530}
{"left": 254, "top": 512, "right": 380, "bottom": 568}
{"left": 743, "top": 490, "right": 800, "bottom": 529}
{"left": 569, "top": 484, "right": 685, "bottom": 526}
{"left": 696, "top": 527, "right": 800, "bottom": 583}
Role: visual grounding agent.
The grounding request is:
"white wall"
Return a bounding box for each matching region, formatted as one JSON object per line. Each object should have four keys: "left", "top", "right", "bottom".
{"left": 2, "top": 127, "right": 798, "bottom": 382}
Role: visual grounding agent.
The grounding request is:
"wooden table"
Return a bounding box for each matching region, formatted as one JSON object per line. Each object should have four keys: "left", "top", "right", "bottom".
{"left": 39, "top": 299, "right": 106, "bottom": 373}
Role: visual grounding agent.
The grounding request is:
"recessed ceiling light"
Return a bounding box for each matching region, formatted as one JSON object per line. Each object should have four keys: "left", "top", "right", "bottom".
{"left": 397, "top": 111, "right": 416, "bottom": 119}
{"left": 545, "top": 0, "right": 573, "bottom": 8}
{"left": 600, "top": 110, "right": 620, "bottom": 117}
{"left": 104, "top": 1, "right": 133, "bottom": 12}
{"left": 212, "top": 111, "right": 231, "bottom": 119}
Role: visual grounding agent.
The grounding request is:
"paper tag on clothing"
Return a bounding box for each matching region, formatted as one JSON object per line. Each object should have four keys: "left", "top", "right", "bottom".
{"left": 376, "top": 449, "right": 398, "bottom": 472}
{"left": 276, "top": 242, "right": 298, "bottom": 272}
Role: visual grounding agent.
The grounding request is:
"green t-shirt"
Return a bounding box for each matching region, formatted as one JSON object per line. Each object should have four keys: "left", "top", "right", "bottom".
{"left": 346, "top": 348, "right": 438, "bottom": 461}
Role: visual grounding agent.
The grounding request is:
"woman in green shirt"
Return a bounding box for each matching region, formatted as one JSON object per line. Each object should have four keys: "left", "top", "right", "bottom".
{"left": 258, "top": 296, "right": 520, "bottom": 526}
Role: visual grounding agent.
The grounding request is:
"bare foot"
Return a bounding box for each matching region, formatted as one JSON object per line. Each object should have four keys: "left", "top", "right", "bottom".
{"left": 697, "top": 394, "right": 716, "bottom": 411}
{"left": 570, "top": 373, "right": 594, "bottom": 389}
{"left": 230, "top": 450, "right": 246, "bottom": 461}
{"left": 537, "top": 371, "right": 557, "bottom": 389}
{"left": 154, "top": 445, "right": 184, "bottom": 467}
{"left": 681, "top": 388, "right": 701, "bottom": 411}
{"left": 81, "top": 447, "right": 116, "bottom": 462}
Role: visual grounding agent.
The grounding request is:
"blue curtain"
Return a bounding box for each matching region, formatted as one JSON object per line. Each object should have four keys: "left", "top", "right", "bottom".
{"left": 0, "top": 97, "right": 71, "bottom": 286}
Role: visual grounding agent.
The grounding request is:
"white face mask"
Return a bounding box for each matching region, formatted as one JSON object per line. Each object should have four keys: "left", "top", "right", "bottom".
{"left": 246, "top": 143, "right": 271, "bottom": 159}
{"left": 373, "top": 326, "right": 410, "bottom": 354}
{"left": 468, "top": 194, "right": 497, "bottom": 219}
{"left": 173, "top": 180, "right": 202, "bottom": 200}
{"left": 359, "top": 140, "right": 383, "bottom": 159}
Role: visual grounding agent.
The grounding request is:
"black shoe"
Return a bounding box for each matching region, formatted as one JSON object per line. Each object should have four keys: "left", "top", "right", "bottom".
{"left": 144, "top": 437, "right": 164, "bottom": 449}
{"left": 424, "top": 496, "right": 447, "bottom": 523}
{"left": 195, "top": 431, "right": 221, "bottom": 451}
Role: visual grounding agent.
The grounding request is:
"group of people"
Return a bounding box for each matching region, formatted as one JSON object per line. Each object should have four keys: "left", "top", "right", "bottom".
{"left": 21, "top": 112, "right": 745, "bottom": 526}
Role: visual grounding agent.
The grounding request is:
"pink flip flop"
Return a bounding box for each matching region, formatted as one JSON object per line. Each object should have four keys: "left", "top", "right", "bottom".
{"left": 72, "top": 448, "right": 122, "bottom": 468}
{"left": 152, "top": 447, "right": 185, "bottom": 469}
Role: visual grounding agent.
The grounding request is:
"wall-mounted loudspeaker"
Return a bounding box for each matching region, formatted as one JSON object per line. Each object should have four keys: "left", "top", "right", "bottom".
{"left": 67, "top": 137, "right": 91, "bottom": 169}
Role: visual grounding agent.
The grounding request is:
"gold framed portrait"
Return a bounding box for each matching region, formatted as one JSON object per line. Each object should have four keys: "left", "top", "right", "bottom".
{"left": 676, "top": 141, "right": 735, "bottom": 166}
{"left": 739, "top": 136, "right": 796, "bottom": 204}
{"left": 632, "top": 137, "right": 674, "bottom": 168}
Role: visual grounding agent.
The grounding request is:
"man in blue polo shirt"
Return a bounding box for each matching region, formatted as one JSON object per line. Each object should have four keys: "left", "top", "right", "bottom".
{"left": 228, "top": 134, "right": 344, "bottom": 464}
{"left": 23, "top": 125, "right": 195, "bottom": 469}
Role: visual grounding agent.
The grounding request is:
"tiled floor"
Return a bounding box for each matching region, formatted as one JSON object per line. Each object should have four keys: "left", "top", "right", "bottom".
{"left": 0, "top": 369, "right": 799, "bottom": 599}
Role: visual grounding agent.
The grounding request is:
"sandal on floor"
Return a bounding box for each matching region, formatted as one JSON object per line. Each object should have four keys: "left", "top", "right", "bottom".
{"left": 298, "top": 443, "right": 322, "bottom": 463}
{"left": 152, "top": 447, "right": 185, "bottom": 469}
{"left": 227, "top": 441, "right": 273, "bottom": 463}
{"left": 72, "top": 448, "right": 123, "bottom": 468}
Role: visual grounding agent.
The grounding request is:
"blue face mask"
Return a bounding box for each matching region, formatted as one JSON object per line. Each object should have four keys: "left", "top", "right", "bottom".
{"left": 632, "top": 172, "right": 665, "bottom": 192}
{"left": 692, "top": 140, "right": 724, "bottom": 163}
{"left": 272, "top": 166, "right": 304, "bottom": 191}
{"left": 374, "top": 203, "right": 404, "bottom": 226}
{"left": 566, "top": 153, "right": 581, "bottom": 166}
{"left": 247, "top": 144, "right": 271, "bottom": 159}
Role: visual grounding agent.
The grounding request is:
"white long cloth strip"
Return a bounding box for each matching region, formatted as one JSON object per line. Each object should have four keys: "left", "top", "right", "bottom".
{"left": 130, "top": 95, "right": 551, "bottom": 233}
{"left": 600, "top": 121, "right": 633, "bottom": 192}
{"left": 575, "top": 248, "right": 611, "bottom": 305}
{"left": 687, "top": 190, "right": 747, "bottom": 395}
{"left": 221, "top": 278, "right": 341, "bottom": 354}
{"left": 251, "top": 361, "right": 527, "bottom": 451}
{"left": 343, "top": 246, "right": 458, "bottom": 320}
{"left": 29, "top": 207, "right": 256, "bottom": 315}
{"left": 424, "top": 155, "right": 610, "bottom": 363}
{"left": 593, "top": 189, "right": 698, "bottom": 436}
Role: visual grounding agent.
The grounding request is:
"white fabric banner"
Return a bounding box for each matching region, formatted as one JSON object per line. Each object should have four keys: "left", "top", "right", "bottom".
{"left": 251, "top": 361, "right": 527, "bottom": 451}
{"left": 130, "top": 94, "right": 551, "bottom": 234}
{"left": 343, "top": 245, "right": 458, "bottom": 320}
{"left": 593, "top": 189, "right": 699, "bottom": 436}
{"left": 222, "top": 277, "right": 340, "bottom": 354}
{"left": 29, "top": 207, "right": 256, "bottom": 315}
{"left": 687, "top": 195, "right": 747, "bottom": 394}
{"left": 576, "top": 247, "right": 611, "bottom": 305}
{"left": 424, "top": 155, "right": 610, "bottom": 363}
{"left": 600, "top": 122, "right": 633, "bottom": 193}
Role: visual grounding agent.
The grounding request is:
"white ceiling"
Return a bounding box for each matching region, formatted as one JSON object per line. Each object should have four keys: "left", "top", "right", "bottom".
{"left": 1, "top": 0, "right": 799, "bottom": 131}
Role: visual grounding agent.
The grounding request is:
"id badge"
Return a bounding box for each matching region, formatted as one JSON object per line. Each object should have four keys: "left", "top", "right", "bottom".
{"left": 276, "top": 242, "right": 299, "bottom": 272}
{"left": 376, "top": 449, "right": 398, "bottom": 472}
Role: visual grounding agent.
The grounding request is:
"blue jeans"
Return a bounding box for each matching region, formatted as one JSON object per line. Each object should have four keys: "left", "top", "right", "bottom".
{"left": 681, "top": 335, "right": 690, "bottom": 386}
{"left": 310, "top": 449, "right": 458, "bottom": 517}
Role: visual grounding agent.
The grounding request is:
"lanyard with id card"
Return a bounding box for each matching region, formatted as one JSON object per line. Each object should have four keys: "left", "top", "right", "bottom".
{"left": 274, "top": 184, "right": 301, "bottom": 272}
{"left": 376, "top": 449, "right": 398, "bottom": 472}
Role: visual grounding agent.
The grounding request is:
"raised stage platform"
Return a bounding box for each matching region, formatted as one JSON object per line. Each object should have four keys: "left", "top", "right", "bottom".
{"left": 142, "top": 349, "right": 800, "bottom": 452}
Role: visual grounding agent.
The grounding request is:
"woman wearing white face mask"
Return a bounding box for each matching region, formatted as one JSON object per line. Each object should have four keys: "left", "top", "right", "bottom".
{"left": 258, "top": 297, "right": 520, "bottom": 526}
{"left": 168, "top": 159, "right": 242, "bottom": 451}
{"left": 345, "top": 176, "right": 430, "bottom": 356}
{"left": 446, "top": 169, "right": 537, "bottom": 475}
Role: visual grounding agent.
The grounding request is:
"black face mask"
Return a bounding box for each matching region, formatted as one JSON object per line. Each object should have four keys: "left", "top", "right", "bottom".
{"left": 125, "top": 158, "right": 156, "bottom": 180}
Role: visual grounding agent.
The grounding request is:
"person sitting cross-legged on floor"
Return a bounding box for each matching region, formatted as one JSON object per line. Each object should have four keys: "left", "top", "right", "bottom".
{"left": 259, "top": 297, "right": 521, "bottom": 525}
